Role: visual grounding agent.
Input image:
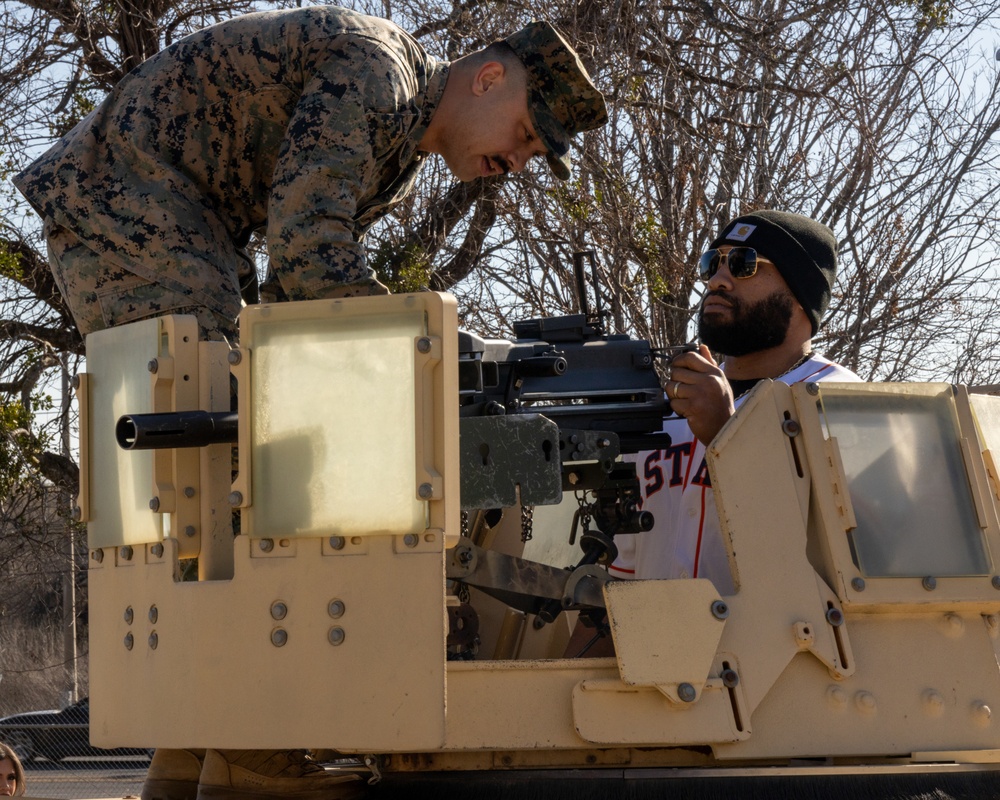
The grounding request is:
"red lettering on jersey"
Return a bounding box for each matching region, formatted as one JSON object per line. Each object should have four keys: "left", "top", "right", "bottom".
{"left": 643, "top": 450, "right": 664, "bottom": 499}
{"left": 642, "top": 442, "right": 695, "bottom": 504}
{"left": 666, "top": 442, "right": 693, "bottom": 487}
{"left": 691, "top": 456, "right": 712, "bottom": 488}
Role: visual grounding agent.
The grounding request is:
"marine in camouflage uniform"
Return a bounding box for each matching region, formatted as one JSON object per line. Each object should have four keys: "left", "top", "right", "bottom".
{"left": 14, "top": 6, "right": 607, "bottom": 343}
{"left": 15, "top": 9, "right": 606, "bottom": 799}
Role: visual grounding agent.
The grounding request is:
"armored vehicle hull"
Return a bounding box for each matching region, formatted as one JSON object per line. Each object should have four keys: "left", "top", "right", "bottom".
{"left": 74, "top": 296, "right": 1000, "bottom": 798}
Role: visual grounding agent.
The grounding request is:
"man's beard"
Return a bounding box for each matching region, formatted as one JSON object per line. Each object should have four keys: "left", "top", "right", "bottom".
{"left": 698, "top": 289, "right": 794, "bottom": 357}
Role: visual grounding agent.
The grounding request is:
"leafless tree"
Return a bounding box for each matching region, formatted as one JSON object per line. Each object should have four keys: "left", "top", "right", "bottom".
{"left": 415, "top": 0, "right": 1000, "bottom": 387}
{"left": 1, "top": 0, "right": 1000, "bottom": 506}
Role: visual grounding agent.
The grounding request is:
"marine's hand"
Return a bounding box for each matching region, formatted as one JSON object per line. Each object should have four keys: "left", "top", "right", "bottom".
{"left": 666, "top": 344, "right": 734, "bottom": 445}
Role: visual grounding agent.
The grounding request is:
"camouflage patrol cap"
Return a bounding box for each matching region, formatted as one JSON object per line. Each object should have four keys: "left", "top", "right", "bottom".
{"left": 504, "top": 20, "right": 608, "bottom": 180}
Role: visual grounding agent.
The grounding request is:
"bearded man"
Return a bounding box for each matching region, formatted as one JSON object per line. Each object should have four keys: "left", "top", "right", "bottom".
{"left": 609, "top": 210, "right": 861, "bottom": 595}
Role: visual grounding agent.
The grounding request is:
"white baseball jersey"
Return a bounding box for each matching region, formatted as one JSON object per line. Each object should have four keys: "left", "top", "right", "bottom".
{"left": 609, "top": 354, "right": 860, "bottom": 595}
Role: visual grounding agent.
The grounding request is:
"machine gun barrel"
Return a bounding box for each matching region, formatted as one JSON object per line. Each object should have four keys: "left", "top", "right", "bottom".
{"left": 115, "top": 411, "right": 238, "bottom": 450}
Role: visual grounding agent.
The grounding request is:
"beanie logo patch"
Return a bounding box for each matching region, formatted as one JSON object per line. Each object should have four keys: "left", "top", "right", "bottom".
{"left": 726, "top": 223, "right": 756, "bottom": 242}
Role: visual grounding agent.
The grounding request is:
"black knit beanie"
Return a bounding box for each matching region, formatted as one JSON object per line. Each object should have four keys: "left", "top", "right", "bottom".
{"left": 710, "top": 210, "right": 837, "bottom": 335}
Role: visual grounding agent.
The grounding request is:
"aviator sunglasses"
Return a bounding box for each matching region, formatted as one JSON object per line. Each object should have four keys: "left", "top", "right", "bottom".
{"left": 699, "top": 247, "right": 770, "bottom": 281}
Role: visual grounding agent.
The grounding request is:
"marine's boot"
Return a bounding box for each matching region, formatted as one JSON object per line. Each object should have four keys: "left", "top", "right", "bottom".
{"left": 196, "top": 748, "right": 365, "bottom": 800}
{"left": 310, "top": 748, "right": 349, "bottom": 764}
{"left": 141, "top": 748, "right": 205, "bottom": 800}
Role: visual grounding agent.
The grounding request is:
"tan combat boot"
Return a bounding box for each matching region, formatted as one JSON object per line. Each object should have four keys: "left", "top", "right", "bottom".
{"left": 141, "top": 748, "right": 205, "bottom": 800}
{"left": 196, "top": 748, "right": 365, "bottom": 800}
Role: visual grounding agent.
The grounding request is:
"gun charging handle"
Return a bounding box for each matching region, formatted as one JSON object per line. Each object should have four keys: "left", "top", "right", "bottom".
{"left": 653, "top": 342, "right": 700, "bottom": 363}
{"left": 514, "top": 355, "right": 568, "bottom": 377}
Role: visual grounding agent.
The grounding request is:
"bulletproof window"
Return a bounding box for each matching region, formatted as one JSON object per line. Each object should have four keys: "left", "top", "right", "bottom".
{"left": 818, "top": 384, "right": 991, "bottom": 578}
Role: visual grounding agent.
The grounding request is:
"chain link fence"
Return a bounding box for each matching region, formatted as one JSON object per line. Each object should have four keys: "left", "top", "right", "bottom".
{"left": 0, "top": 487, "right": 149, "bottom": 799}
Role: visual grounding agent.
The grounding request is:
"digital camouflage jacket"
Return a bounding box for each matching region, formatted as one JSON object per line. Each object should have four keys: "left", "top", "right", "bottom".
{"left": 14, "top": 6, "right": 448, "bottom": 319}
